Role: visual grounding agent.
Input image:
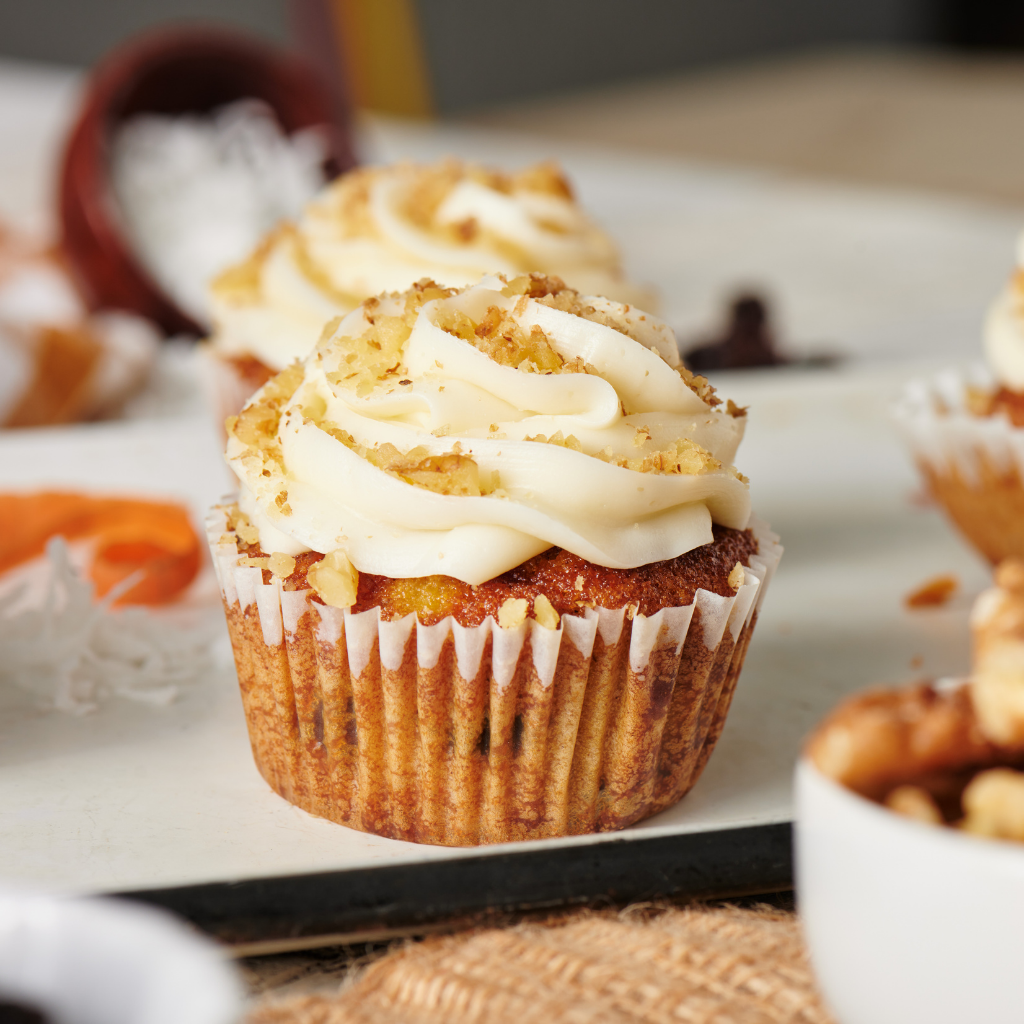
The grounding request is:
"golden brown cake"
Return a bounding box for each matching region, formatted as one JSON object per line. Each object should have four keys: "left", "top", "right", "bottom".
{"left": 209, "top": 274, "right": 781, "bottom": 846}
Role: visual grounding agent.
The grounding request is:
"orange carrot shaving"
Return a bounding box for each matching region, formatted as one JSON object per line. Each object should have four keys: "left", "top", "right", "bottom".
{"left": 0, "top": 492, "right": 201, "bottom": 605}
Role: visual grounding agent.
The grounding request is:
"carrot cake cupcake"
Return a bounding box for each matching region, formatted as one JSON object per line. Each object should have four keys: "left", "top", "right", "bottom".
{"left": 208, "top": 273, "right": 780, "bottom": 845}
{"left": 205, "top": 160, "right": 652, "bottom": 416}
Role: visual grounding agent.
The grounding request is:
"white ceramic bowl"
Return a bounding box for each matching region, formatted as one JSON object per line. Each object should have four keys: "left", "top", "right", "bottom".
{"left": 796, "top": 759, "right": 1024, "bottom": 1024}
{"left": 0, "top": 889, "right": 241, "bottom": 1024}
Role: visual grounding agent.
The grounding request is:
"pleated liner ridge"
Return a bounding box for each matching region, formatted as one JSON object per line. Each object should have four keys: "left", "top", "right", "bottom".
{"left": 208, "top": 509, "right": 782, "bottom": 846}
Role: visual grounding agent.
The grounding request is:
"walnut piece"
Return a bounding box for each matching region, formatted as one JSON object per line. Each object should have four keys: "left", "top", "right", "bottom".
{"left": 238, "top": 556, "right": 269, "bottom": 570}
{"left": 884, "top": 785, "right": 942, "bottom": 825}
{"left": 498, "top": 597, "right": 528, "bottom": 629}
{"left": 727, "top": 562, "right": 745, "bottom": 591}
{"left": 307, "top": 549, "right": 359, "bottom": 608}
{"left": 806, "top": 684, "right": 994, "bottom": 799}
{"left": 961, "top": 768, "right": 1024, "bottom": 840}
{"left": 533, "top": 594, "right": 560, "bottom": 629}
{"left": 268, "top": 552, "right": 296, "bottom": 578}
{"left": 318, "top": 424, "right": 490, "bottom": 498}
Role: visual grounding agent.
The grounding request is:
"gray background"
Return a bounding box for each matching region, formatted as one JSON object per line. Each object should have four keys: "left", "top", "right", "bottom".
{"left": 417, "top": 0, "right": 934, "bottom": 112}
{"left": 0, "top": 0, "right": 940, "bottom": 113}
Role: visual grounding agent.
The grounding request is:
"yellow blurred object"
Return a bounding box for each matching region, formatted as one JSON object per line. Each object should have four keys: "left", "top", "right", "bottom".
{"left": 332, "top": 0, "right": 433, "bottom": 118}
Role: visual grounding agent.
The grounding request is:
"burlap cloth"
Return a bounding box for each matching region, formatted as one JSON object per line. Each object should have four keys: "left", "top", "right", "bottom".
{"left": 246, "top": 905, "right": 834, "bottom": 1024}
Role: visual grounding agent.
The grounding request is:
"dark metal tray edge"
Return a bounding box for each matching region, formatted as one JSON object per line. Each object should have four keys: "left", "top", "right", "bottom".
{"left": 115, "top": 821, "right": 793, "bottom": 947}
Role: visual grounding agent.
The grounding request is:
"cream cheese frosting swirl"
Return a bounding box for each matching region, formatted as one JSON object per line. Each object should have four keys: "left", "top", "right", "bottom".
{"left": 209, "top": 161, "right": 652, "bottom": 373}
{"left": 985, "top": 244, "right": 1024, "bottom": 390}
{"left": 226, "top": 275, "right": 749, "bottom": 586}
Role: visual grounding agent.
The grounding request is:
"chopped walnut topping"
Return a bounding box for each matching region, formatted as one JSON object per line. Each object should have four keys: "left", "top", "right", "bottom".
{"left": 268, "top": 552, "right": 297, "bottom": 578}
{"left": 594, "top": 437, "right": 722, "bottom": 476}
{"left": 499, "top": 273, "right": 568, "bottom": 300}
{"left": 524, "top": 431, "right": 583, "bottom": 452}
{"left": 353, "top": 160, "right": 577, "bottom": 246}
{"left": 533, "top": 594, "right": 560, "bottom": 630}
{"left": 471, "top": 305, "right": 564, "bottom": 373}
{"left": 726, "top": 399, "right": 748, "bottom": 418}
{"left": 212, "top": 225, "right": 286, "bottom": 304}
{"left": 238, "top": 556, "right": 270, "bottom": 569}
{"left": 307, "top": 549, "right": 359, "bottom": 608}
{"left": 498, "top": 597, "right": 528, "bottom": 629}
{"left": 676, "top": 364, "right": 721, "bottom": 407}
{"left": 575, "top": 575, "right": 584, "bottom": 592}
{"left": 324, "top": 315, "right": 411, "bottom": 396}
{"left": 227, "top": 362, "right": 305, "bottom": 476}
{"left": 633, "top": 426, "right": 651, "bottom": 447}
{"left": 228, "top": 509, "right": 261, "bottom": 547}
{"left": 728, "top": 562, "right": 745, "bottom": 591}
{"left": 316, "top": 424, "right": 491, "bottom": 497}
{"left": 964, "top": 384, "right": 994, "bottom": 417}
{"left": 511, "top": 161, "right": 574, "bottom": 199}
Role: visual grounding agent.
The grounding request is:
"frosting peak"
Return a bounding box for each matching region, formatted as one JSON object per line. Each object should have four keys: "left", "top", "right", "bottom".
{"left": 226, "top": 275, "right": 750, "bottom": 586}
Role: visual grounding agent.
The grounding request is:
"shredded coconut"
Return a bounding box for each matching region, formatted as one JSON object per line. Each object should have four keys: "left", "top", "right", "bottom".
{"left": 0, "top": 538, "right": 217, "bottom": 715}
{"left": 110, "top": 99, "right": 327, "bottom": 328}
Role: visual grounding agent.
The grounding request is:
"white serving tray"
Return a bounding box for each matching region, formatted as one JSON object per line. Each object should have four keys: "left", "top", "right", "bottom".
{"left": 0, "top": 358, "right": 991, "bottom": 909}
{"left": 0, "top": 61, "right": 1013, "bottom": 945}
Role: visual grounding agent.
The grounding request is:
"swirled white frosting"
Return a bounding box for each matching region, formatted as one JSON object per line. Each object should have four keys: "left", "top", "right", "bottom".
{"left": 209, "top": 161, "right": 652, "bottom": 373}
{"left": 226, "top": 276, "right": 749, "bottom": 586}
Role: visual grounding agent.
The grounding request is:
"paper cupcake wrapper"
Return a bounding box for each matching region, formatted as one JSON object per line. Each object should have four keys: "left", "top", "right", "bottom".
{"left": 208, "top": 509, "right": 782, "bottom": 846}
{"left": 894, "top": 366, "right": 1024, "bottom": 482}
{"left": 895, "top": 368, "right": 1024, "bottom": 562}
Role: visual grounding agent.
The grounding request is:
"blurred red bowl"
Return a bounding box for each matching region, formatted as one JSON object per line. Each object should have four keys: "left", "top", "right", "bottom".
{"left": 59, "top": 26, "right": 356, "bottom": 336}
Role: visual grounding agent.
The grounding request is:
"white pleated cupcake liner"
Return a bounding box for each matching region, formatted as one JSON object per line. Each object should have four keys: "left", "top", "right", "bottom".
{"left": 893, "top": 365, "right": 1024, "bottom": 485}
{"left": 208, "top": 505, "right": 782, "bottom": 845}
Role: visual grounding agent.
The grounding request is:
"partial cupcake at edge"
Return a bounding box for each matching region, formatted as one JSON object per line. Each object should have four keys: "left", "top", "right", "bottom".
{"left": 207, "top": 272, "right": 782, "bottom": 846}
{"left": 896, "top": 233, "right": 1024, "bottom": 563}
{"left": 203, "top": 159, "right": 654, "bottom": 419}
